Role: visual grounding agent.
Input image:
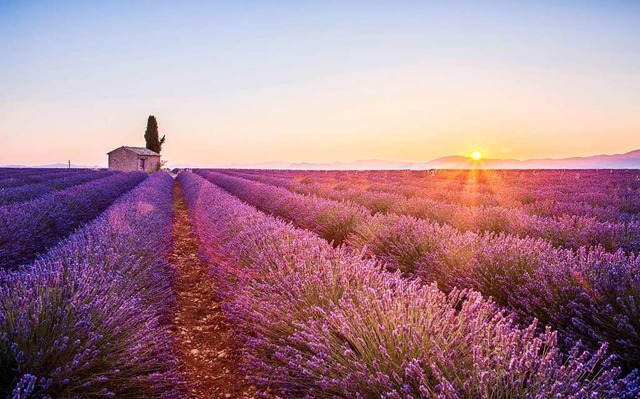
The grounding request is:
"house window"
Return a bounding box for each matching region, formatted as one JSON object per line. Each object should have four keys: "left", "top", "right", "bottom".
{"left": 140, "top": 158, "right": 146, "bottom": 170}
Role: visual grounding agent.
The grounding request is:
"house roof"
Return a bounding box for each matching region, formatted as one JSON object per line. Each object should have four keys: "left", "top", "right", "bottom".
{"left": 108, "top": 146, "right": 160, "bottom": 156}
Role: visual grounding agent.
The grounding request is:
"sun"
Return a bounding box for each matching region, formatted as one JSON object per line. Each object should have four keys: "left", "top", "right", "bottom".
{"left": 470, "top": 151, "right": 483, "bottom": 161}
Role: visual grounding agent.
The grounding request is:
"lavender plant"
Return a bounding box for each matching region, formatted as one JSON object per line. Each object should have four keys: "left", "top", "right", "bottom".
{"left": 0, "top": 172, "right": 183, "bottom": 398}
{"left": 223, "top": 169, "right": 640, "bottom": 252}
{"left": 0, "top": 171, "right": 146, "bottom": 269}
{"left": 203, "top": 169, "right": 640, "bottom": 371}
{"left": 0, "top": 169, "right": 88, "bottom": 190}
{"left": 178, "top": 171, "right": 638, "bottom": 398}
{"left": 0, "top": 170, "right": 115, "bottom": 206}
{"left": 348, "top": 212, "right": 640, "bottom": 371}
{"left": 196, "top": 170, "right": 369, "bottom": 246}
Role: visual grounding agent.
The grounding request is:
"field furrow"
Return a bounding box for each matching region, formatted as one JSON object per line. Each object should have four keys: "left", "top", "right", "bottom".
{"left": 170, "top": 181, "right": 261, "bottom": 399}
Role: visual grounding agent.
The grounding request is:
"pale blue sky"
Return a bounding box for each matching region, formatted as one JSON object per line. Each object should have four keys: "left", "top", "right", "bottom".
{"left": 1, "top": 1, "right": 639, "bottom": 166}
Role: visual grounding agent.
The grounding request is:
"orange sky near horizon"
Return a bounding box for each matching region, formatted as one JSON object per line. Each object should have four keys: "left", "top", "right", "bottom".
{"left": 4, "top": 64, "right": 639, "bottom": 167}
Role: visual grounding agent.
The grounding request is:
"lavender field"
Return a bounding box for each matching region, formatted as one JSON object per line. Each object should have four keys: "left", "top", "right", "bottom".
{"left": 2, "top": 168, "right": 640, "bottom": 398}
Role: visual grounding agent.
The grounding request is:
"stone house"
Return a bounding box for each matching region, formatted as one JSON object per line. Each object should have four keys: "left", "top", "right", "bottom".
{"left": 107, "top": 146, "right": 160, "bottom": 173}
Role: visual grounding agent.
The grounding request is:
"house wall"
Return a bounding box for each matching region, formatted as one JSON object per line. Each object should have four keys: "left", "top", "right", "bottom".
{"left": 108, "top": 148, "right": 161, "bottom": 173}
{"left": 108, "top": 148, "right": 138, "bottom": 172}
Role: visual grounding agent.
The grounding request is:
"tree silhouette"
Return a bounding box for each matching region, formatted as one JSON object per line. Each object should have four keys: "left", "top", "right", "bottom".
{"left": 144, "top": 115, "right": 165, "bottom": 153}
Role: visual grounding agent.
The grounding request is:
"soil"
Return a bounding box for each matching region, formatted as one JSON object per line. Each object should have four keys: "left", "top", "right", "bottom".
{"left": 169, "top": 181, "right": 260, "bottom": 398}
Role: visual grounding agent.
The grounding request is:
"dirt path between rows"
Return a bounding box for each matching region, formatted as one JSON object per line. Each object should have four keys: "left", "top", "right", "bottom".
{"left": 169, "top": 181, "right": 258, "bottom": 398}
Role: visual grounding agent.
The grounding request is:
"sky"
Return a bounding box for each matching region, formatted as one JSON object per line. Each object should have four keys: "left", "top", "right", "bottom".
{"left": 1, "top": 1, "right": 639, "bottom": 167}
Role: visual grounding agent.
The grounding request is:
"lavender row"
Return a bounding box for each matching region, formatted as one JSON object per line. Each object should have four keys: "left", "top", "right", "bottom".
{"left": 198, "top": 170, "right": 640, "bottom": 370}
{"left": 273, "top": 169, "right": 640, "bottom": 221}
{"left": 178, "top": 171, "right": 637, "bottom": 398}
{"left": 0, "top": 169, "right": 90, "bottom": 190}
{"left": 0, "top": 172, "right": 182, "bottom": 398}
{"left": 347, "top": 214, "right": 640, "bottom": 370}
{"left": 0, "top": 168, "right": 77, "bottom": 179}
{"left": 235, "top": 168, "right": 640, "bottom": 223}
{"left": 221, "top": 169, "right": 640, "bottom": 252}
{"left": 195, "top": 170, "right": 369, "bottom": 246}
{"left": 243, "top": 169, "right": 640, "bottom": 219}
{"left": 0, "top": 170, "right": 116, "bottom": 206}
{"left": 0, "top": 171, "right": 147, "bottom": 270}
{"left": 0, "top": 168, "right": 74, "bottom": 175}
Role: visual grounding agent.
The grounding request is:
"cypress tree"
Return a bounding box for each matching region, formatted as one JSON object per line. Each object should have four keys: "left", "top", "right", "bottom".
{"left": 144, "top": 115, "right": 165, "bottom": 153}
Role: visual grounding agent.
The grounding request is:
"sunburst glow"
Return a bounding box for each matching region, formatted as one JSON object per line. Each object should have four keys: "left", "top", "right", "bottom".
{"left": 470, "top": 151, "right": 483, "bottom": 161}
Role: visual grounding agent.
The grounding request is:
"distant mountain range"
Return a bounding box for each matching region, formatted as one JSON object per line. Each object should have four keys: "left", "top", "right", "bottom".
{"left": 247, "top": 149, "right": 640, "bottom": 170}
{"left": 421, "top": 149, "right": 640, "bottom": 170}
{"left": 4, "top": 149, "right": 640, "bottom": 170}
